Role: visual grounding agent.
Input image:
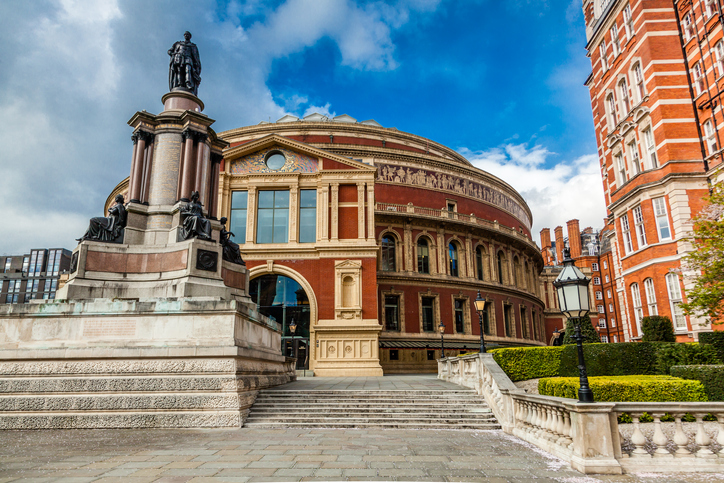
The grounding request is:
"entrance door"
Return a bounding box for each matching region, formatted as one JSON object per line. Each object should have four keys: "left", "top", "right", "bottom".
{"left": 250, "top": 273, "right": 311, "bottom": 370}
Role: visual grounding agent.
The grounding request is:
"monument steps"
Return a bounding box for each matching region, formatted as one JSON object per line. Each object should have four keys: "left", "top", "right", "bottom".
{"left": 245, "top": 388, "right": 500, "bottom": 429}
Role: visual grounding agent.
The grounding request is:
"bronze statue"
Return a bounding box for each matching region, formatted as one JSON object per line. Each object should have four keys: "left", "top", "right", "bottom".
{"left": 168, "top": 31, "right": 201, "bottom": 96}
{"left": 219, "top": 217, "right": 245, "bottom": 265}
{"left": 180, "top": 191, "right": 211, "bottom": 240}
{"left": 78, "top": 194, "right": 127, "bottom": 244}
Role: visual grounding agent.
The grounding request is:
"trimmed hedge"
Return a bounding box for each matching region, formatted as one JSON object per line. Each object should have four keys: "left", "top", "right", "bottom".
{"left": 655, "top": 343, "right": 720, "bottom": 374}
{"left": 670, "top": 365, "right": 724, "bottom": 401}
{"left": 490, "top": 347, "right": 563, "bottom": 382}
{"left": 641, "top": 316, "right": 675, "bottom": 342}
{"left": 538, "top": 375, "right": 708, "bottom": 402}
{"left": 559, "top": 342, "right": 660, "bottom": 377}
{"left": 699, "top": 332, "right": 724, "bottom": 361}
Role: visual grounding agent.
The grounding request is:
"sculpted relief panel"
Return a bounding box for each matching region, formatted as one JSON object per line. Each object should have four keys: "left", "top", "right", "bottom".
{"left": 376, "top": 162, "right": 531, "bottom": 229}
{"left": 230, "top": 147, "right": 318, "bottom": 174}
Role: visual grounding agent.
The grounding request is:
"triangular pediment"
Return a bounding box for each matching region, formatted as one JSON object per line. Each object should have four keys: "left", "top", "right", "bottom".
{"left": 224, "top": 134, "right": 376, "bottom": 173}
{"left": 333, "top": 114, "right": 357, "bottom": 123}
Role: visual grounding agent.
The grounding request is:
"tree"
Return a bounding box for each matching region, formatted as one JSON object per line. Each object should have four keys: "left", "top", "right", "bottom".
{"left": 641, "top": 315, "right": 675, "bottom": 342}
{"left": 680, "top": 183, "right": 724, "bottom": 325}
{"left": 561, "top": 315, "right": 601, "bottom": 345}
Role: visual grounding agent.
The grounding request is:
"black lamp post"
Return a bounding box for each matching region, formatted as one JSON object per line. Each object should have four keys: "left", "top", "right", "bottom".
{"left": 553, "top": 248, "right": 594, "bottom": 403}
{"left": 474, "top": 291, "right": 487, "bottom": 354}
{"left": 289, "top": 318, "right": 297, "bottom": 335}
{"left": 438, "top": 320, "right": 446, "bottom": 358}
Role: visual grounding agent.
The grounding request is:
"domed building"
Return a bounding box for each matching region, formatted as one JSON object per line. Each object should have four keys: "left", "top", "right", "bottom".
{"left": 109, "top": 113, "right": 546, "bottom": 375}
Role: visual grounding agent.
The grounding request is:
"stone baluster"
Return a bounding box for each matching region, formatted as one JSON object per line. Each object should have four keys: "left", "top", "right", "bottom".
{"left": 716, "top": 413, "right": 724, "bottom": 457}
{"left": 561, "top": 410, "right": 573, "bottom": 448}
{"left": 525, "top": 402, "right": 534, "bottom": 430}
{"left": 651, "top": 413, "right": 672, "bottom": 458}
{"left": 630, "top": 414, "right": 650, "bottom": 457}
{"left": 544, "top": 407, "right": 556, "bottom": 441}
{"left": 673, "top": 413, "right": 693, "bottom": 457}
{"left": 554, "top": 408, "right": 566, "bottom": 445}
{"left": 695, "top": 414, "right": 716, "bottom": 458}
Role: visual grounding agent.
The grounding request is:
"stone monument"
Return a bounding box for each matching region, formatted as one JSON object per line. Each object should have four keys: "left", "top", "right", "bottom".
{"left": 0, "top": 32, "right": 295, "bottom": 430}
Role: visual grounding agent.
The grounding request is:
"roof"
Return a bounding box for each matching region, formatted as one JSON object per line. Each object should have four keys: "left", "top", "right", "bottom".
{"left": 264, "top": 112, "right": 383, "bottom": 128}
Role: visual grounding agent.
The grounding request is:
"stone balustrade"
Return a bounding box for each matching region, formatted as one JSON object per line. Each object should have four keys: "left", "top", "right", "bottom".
{"left": 439, "top": 353, "right": 724, "bottom": 474}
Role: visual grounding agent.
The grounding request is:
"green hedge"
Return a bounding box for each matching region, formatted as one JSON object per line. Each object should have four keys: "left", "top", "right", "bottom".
{"left": 655, "top": 343, "right": 720, "bottom": 374}
{"left": 559, "top": 342, "right": 660, "bottom": 377}
{"left": 490, "top": 347, "right": 563, "bottom": 382}
{"left": 670, "top": 365, "right": 724, "bottom": 401}
{"left": 538, "top": 375, "right": 707, "bottom": 402}
{"left": 699, "top": 332, "right": 724, "bottom": 361}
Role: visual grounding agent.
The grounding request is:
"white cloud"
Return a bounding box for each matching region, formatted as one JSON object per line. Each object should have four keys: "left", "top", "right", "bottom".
{"left": 461, "top": 143, "right": 608, "bottom": 245}
{"left": 303, "top": 103, "right": 336, "bottom": 119}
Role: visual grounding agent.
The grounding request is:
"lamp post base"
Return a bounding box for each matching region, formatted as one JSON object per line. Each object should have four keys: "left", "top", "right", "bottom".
{"left": 578, "top": 387, "right": 595, "bottom": 403}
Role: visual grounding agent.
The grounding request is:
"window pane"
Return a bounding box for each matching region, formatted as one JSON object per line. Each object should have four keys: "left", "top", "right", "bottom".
{"left": 273, "top": 207, "right": 289, "bottom": 243}
{"left": 422, "top": 297, "right": 434, "bottom": 332}
{"left": 229, "top": 209, "right": 247, "bottom": 243}
{"left": 231, "top": 190, "right": 248, "bottom": 210}
{"left": 417, "top": 240, "right": 429, "bottom": 274}
{"left": 258, "top": 191, "right": 275, "bottom": 208}
{"left": 274, "top": 190, "right": 290, "bottom": 208}
{"left": 299, "top": 207, "right": 316, "bottom": 243}
{"left": 256, "top": 209, "right": 273, "bottom": 244}
{"left": 300, "top": 189, "right": 316, "bottom": 208}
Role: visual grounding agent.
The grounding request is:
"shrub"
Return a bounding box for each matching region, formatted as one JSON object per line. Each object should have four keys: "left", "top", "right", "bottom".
{"left": 538, "top": 375, "right": 707, "bottom": 402}
{"left": 561, "top": 315, "right": 600, "bottom": 345}
{"left": 699, "top": 332, "right": 724, "bottom": 361}
{"left": 490, "top": 346, "right": 563, "bottom": 382}
{"left": 655, "top": 343, "right": 720, "bottom": 374}
{"left": 641, "top": 316, "right": 675, "bottom": 342}
{"left": 559, "top": 342, "right": 660, "bottom": 377}
{"left": 670, "top": 365, "right": 724, "bottom": 401}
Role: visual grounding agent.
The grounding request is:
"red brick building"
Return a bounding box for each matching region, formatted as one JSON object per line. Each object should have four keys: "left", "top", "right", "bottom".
{"left": 582, "top": 0, "right": 724, "bottom": 341}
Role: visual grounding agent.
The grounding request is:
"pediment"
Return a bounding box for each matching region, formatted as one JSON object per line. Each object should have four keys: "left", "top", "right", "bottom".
{"left": 224, "top": 134, "right": 376, "bottom": 173}
{"left": 335, "top": 259, "right": 362, "bottom": 269}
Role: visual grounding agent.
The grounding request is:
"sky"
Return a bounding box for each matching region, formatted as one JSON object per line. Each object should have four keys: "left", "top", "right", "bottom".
{"left": 0, "top": 0, "right": 605, "bottom": 255}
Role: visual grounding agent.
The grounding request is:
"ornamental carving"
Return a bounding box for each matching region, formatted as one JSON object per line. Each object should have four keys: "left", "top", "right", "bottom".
{"left": 230, "top": 147, "right": 318, "bottom": 174}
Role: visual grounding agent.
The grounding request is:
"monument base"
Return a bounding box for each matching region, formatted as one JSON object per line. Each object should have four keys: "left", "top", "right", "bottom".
{"left": 0, "top": 298, "right": 295, "bottom": 429}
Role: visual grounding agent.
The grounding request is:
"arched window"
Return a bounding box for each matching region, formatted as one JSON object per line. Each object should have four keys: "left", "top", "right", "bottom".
{"left": 693, "top": 62, "right": 705, "bottom": 95}
{"left": 381, "top": 235, "right": 396, "bottom": 271}
{"left": 417, "top": 238, "right": 430, "bottom": 274}
{"left": 704, "top": 120, "right": 717, "bottom": 155}
{"left": 665, "top": 273, "right": 687, "bottom": 331}
{"left": 524, "top": 261, "right": 531, "bottom": 291}
{"left": 619, "top": 77, "right": 630, "bottom": 114}
{"left": 513, "top": 256, "right": 521, "bottom": 287}
{"left": 643, "top": 278, "right": 657, "bottom": 316}
{"left": 476, "top": 246, "right": 485, "bottom": 281}
{"left": 497, "top": 251, "right": 506, "bottom": 284}
{"left": 607, "top": 94, "right": 618, "bottom": 127}
{"left": 632, "top": 63, "right": 645, "bottom": 102}
{"left": 630, "top": 283, "right": 643, "bottom": 334}
{"left": 448, "top": 242, "right": 459, "bottom": 277}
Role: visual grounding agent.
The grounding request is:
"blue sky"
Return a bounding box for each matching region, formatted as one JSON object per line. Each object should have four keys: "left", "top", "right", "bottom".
{"left": 0, "top": 0, "right": 605, "bottom": 254}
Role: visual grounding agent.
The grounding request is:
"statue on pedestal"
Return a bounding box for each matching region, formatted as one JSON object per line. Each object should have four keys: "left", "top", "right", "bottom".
{"left": 168, "top": 31, "right": 201, "bottom": 96}
{"left": 219, "top": 217, "right": 245, "bottom": 265}
{"left": 77, "top": 194, "right": 127, "bottom": 244}
{"left": 180, "top": 191, "right": 211, "bottom": 240}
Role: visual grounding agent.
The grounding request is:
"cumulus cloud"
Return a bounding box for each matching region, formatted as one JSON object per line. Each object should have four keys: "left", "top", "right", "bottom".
{"left": 460, "top": 143, "right": 607, "bottom": 244}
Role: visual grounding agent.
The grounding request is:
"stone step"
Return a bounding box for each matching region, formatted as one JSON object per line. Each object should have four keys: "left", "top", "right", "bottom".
{"left": 247, "top": 413, "right": 496, "bottom": 421}
{"left": 0, "top": 393, "right": 247, "bottom": 412}
{"left": 257, "top": 390, "right": 477, "bottom": 396}
{"left": 251, "top": 405, "right": 492, "bottom": 412}
{"left": 243, "top": 421, "right": 501, "bottom": 430}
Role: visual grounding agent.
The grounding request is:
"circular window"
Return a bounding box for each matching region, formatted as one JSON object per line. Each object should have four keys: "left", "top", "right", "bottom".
{"left": 265, "top": 152, "right": 286, "bottom": 170}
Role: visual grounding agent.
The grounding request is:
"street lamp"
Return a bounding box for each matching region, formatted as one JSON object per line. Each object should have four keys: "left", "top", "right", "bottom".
{"left": 289, "top": 318, "right": 297, "bottom": 335}
{"left": 474, "top": 291, "right": 487, "bottom": 354}
{"left": 553, "top": 248, "right": 594, "bottom": 403}
{"left": 438, "top": 320, "right": 446, "bottom": 358}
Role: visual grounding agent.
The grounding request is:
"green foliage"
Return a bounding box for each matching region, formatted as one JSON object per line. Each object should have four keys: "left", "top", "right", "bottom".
{"left": 680, "top": 183, "right": 724, "bottom": 325}
{"left": 538, "top": 375, "right": 707, "bottom": 402}
{"left": 654, "top": 343, "right": 720, "bottom": 374}
{"left": 641, "top": 316, "right": 675, "bottom": 342}
{"left": 561, "top": 315, "right": 601, "bottom": 345}
{"left": 699, "top": 332, "right": 724, "bottom": 361}
{"left": 670, "top": 365, "right": 724, "bottom": 401}
{"left": 490, "top": 346, "right": 563, "bottom": 382}
{"left": 559, "top": 342, "right": 660, "bottom": 377}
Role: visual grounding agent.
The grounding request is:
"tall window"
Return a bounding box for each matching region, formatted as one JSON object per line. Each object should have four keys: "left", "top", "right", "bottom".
{"left": 621, "top": 214, "right": 633, "bottom": 255}
{"left": 704, "top": 120, "right": 717, "bottom": 155}
{"left": 693, "top": 62, "right": 705, "bottom": 95}
{"left": 631, "top": 283, "right": 643, "bottom": 334}
{"left": 384, "top": 295, "right": 400, "bottom": 331}
{"left": 628, "top": 139, "right": 640, "bottom": 176}
{"left": 482, "top": 304, "right": 491, "bottom": 335}
{"left": 4, "top": 258, "right": 11, "bottom": 272}
{"left": 716, "top": 41, "right": 724, "bottom": 77}
{"left": 497, "top": 251, "right": 506, "bottom": 284}
{"left": 421, "top": 297, "right": 435, "bottom": 332}
{"left": 665, "top": 273, "right": 687, "bottom": 330}
{"left": 513, "top": 257, "right": 521, "bottom": 287}
{"left": 633, "top": 63, "right": 645, "bottom": 102}
{"left": 298, "top": 189, "right": 317, "bottom": 243}
{"left": 454, "top": 299, "right": 465, "bottom": 333}
{"left": 520, "top": 307, "right": 528, "bottom": 339}
{"left": 644, "top": 278, "right": 658, "bottom": 316}
{"left": 611, "top": 23, "right": 621, "bottom": 56}
{"left": 607, "top": 94, "right": 618, "bottom": 127}
{"left": 683, "top": 13, "right": 694, "bottom": 42}
{"left": 230, "top": 190, "right": 248, "bottom": 243}
{"left": 600, "top": 41, "right": 608, "bottom": 72}
{"left": 476, "top": 246, "right": 485, "bottom": 281}
{"left": 448, "top": 242, "right": 459, "bottom": 277}
{"left": 592, "top": 262, "right": 599, "bottom": 271}
{"left": 503, "top": 304, "right": 512, "bottom": 337}
{"left": 706, "top": 0, "right": 716, "bottom": 18}
{"left": 417, "top": 238, "right": 430, "bottom": 274}
{"left": 619, "top": 78, "right": 630, "bottom": 114}
{"left": 615, "top": 153, "right": 627, "bottom": 185}
{"left": 256, "top": 190, "right": 289, "bottom": 244}
{"left": 381, "top": 235, "right": 396, "bottom": 271}
{"left": 643, "top": 128, "right": 658, "bottom": 169}
{"left": 633, "top": 206, "right": 647, "bottom": 248}
{"left": 652, "top": 197, "right": 672, "bottom": 241}
{"left": 22, "top": 257, "right": 29, "bottom": 273}
{"left": 623, "top": 4, "right": 634, "bottom": 40}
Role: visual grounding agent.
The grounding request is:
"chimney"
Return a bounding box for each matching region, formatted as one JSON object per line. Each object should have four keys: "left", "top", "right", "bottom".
{"left": 554, "top": 226, "right": 564, "bottom": 265}
{"left": 567, "top": 219, "right": 582, "bottom": 259}
{"left": 540, "top": 228, "right": 553, "bottom": 266}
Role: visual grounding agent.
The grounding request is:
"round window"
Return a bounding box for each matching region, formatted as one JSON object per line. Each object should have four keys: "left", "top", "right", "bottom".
{"left": 266, "top": 153, "right": 286, "bottom": 170}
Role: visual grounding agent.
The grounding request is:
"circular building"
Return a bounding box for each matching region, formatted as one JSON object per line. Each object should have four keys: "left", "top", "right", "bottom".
{"left": 216, "top": 113, "right": 545, "bottom": 374}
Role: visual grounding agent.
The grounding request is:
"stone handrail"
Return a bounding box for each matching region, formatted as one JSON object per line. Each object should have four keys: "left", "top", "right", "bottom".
{"left": 439, "top": 353, "right": 724, "bottom": 475}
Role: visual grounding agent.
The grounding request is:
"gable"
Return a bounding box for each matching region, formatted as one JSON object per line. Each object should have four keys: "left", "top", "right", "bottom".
{"left": 229, "top": 146, "right": 318, "bottom": 175}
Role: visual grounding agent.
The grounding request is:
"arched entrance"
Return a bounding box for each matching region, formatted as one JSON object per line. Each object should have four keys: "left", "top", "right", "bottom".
{"left": 249, "top": 274, "right": 311, "bottom": 370}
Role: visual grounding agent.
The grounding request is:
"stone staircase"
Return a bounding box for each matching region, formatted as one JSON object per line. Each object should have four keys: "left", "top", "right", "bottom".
{"left": 244, "top": 388, "right": 500, "bottom": 429}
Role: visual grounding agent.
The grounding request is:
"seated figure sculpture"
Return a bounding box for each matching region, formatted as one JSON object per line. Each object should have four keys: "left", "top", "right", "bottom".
{"left": 180, "top": 191, "right": 212, "bottom": 240}
{"left": 78, "top": 194, "right": 127, "bottom": 243}
{"left": 219, "top": 217, "right": 245, "bottom": 265}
